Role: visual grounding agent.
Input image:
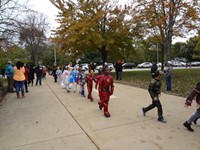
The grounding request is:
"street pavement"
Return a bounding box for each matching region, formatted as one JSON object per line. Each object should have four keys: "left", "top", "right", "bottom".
{"left": 0, "top": 75, "right": 200, "bottom": 150}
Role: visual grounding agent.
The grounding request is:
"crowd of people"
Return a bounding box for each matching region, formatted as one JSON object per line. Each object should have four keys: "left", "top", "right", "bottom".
{"left": 1, "top": 60, "right": 199, "bottom": 130}
{"left": 50, "top": 63, "right": 114, "bottom": 118}
{"left": 4, "top": 61, "right": 47, "bottom": 99}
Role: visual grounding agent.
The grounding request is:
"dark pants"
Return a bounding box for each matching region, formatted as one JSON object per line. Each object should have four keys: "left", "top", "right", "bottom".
{"left": 143, "top": 98, "right": 163, "bottom": 119}
{"left": 7, "top": 76, "right": 14, "bottom": 92}
{"left": 24, "top": 80, "right": 28, "bottom": 92}
{"left": 165, "top": 76, "right": 172, "bottom": 91}
{"left": 116, "top": 71, "right": 122, "bottom": 80}
{"left": 36, "top": 76, "right": 42, "bottom": 85}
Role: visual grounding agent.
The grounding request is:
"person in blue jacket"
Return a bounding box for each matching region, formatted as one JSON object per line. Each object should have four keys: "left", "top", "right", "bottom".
{"left": 5, "top": 61, "right": 14, "bottom": 92}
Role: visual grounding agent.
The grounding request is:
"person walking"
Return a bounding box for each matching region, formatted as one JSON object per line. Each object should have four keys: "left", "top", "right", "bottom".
{"left": 142, "top": 70, "right": 167, "bottom": 123}
{"left": 35, "top": 65, "right": 42, "bottom": 86}
{"left": 115, "top": 59, "right": 123, "bottom": 80}
{"left": 98, "top": 66, "right": 114, "bottom": 118}
{"left": 24, "top": 64, "right": 29, "bottom": 93}
{"left": 28, "top": 65, "right": 35, "bottom": 86}
{"left": 183, "top": 82, "right": 200, "bottom": 132}
{"left": 5, "top": 61, "right": 14, "bottom": 92}
{"left": 151, "top": 62, "right": 158, "bottom": 78}
{"left": 13, "top": 61, "right": 25, "bottom": 99}
{"left": 70, "top": 66, "right": 78, "bottom": 93}
{"left": 164, "top": 61, "right": 173, "bottom": 91}
{"left": 83, "top": 69, "right": 96, "bottom": 102}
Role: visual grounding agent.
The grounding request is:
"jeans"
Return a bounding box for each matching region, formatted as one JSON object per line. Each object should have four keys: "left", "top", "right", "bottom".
{"left": 187, "top": 107, "right": 200, "bottom": 123}
{"left": 15, "top": 81, "right": 24, "bottom": 95}
{"left": 165, "top": 76, "right": 172, "bottom": 91}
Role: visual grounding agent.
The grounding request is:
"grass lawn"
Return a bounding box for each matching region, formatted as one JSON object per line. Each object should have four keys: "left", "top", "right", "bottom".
{"left": 111, "top": 68, "right": 200, "bottom": 98}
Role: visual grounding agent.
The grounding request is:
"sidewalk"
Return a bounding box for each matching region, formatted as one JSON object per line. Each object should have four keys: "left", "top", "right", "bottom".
{"left": 0, "top": 75, "right": 199, "bottom": 150}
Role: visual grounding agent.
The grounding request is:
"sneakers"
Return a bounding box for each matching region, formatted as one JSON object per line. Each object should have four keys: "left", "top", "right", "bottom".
{"left": 183, "top": 121, "right": 194, "bottom": 132}
{"left": 158, "top": 118, "right": 167, "bottom": 123}
{"left": 142, "top": 107, "right": 146, "bottom": 116}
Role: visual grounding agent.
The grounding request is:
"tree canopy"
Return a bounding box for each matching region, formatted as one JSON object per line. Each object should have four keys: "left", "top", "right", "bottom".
{"left": 50, "top": 0, "right": 134, "bottom": 64}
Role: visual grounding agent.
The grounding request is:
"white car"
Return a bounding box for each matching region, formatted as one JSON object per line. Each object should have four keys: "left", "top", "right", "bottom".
{"left": 137, "top": 62, "right": 152, "bottom": 68}
{"left": 81, "top": 63, "right": 89, "bottom": 71}
{"left": 172, "top": 61, "right": 186, "bottom": 67}
{"left": 95, "top": 63, "right": 114, "bottom": 71}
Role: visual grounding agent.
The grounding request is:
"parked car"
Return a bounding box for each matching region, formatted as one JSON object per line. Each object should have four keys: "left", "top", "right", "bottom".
{"left": 137, "top": 62, "right": 152, "bottom": 68}
{"left": 122, "top": 62, "right": 136, "bottom": 69}
{"left": 172, "top": 61, "right": 186, "bottom": 67}
{"left": 95, "top": 63, "right": 114, "bottom": 71}
{"left": 190, "top": 61, "right": 200, "bottom": 66}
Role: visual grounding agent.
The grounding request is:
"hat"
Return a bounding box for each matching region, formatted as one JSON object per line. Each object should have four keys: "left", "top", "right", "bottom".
{"left": 154, "top": 70, "right": 164, "bottom": 77}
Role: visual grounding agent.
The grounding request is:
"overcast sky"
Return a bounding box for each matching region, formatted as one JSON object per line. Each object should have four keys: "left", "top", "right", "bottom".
{"left": 25, "top": 0, "right": 191, "bottom": 43}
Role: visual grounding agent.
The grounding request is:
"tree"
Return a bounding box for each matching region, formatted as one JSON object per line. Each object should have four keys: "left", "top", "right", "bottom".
{"left": 0, "top": 0, "right": 29, "bottom": 47}
{"left": 50, "top": 0, "right": 134, "bottom": 64}
{"left": 132, "top": 0, "right": 200, "bottom": 66}
{"left": 19, "top": 12, "right": 49, "bottom": 65}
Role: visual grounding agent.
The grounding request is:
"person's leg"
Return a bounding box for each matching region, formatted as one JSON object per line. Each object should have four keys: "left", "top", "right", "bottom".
{"left": 154, "top": 100, "right": 166, "bottom": 122}
{"left": 142, "top": 100, "right": 156, "bottom": 115}
{"left": 119, "top": 72, "right": 122, "bottom": 80}
{"left": 183, "top": 108, "right": 200, "bottom": 132}
{"left": 116, "top": 71, "right": 118, "bottom": 80}
{"left": 24, "top": 80, "right": 28, "bottom": 92}
{"left": 39, "top": 76, "right": 42, "bottom": 85}
{"left": 168, "top": 76, "right": 172, "bottom": 91}
{"left": 20, "top": 81, "right": 25, "bottom": 98}
{"left": 15, "top": 81, "right": 20, "bottom": 98}
{"left": 187, "top": 108, "right": 200, "bottom": 124}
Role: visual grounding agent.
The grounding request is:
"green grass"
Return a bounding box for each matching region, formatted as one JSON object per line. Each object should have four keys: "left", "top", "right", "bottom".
{"left": 111, "top": 68, "right": 200, "bottom": 98}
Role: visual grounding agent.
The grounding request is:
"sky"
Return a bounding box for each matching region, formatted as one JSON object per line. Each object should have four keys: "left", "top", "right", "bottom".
{"left": 25, "top": 0, "right": 191, "bottom": 43}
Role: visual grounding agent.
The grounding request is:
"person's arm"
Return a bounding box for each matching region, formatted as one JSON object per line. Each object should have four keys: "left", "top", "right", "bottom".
{"left": 109, "top": 77, "right": 114, "bottom": 95}
{"left": 185, "top": 83, "right": 200, "bottom": 106}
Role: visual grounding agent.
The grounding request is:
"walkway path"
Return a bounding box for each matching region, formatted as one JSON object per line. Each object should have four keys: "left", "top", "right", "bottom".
{"left": 0, "top": 75, "right": 199, "bottom": 150}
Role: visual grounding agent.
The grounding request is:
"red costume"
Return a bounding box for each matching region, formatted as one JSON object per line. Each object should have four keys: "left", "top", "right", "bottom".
{"left": 95, "top": 74, "right": 104, "bottom": 105}
{"left": 98, "top": 74, "right": 114, "bottom": 117}
{"left": 84, "top": 73, "right": 96, "bottom": 101}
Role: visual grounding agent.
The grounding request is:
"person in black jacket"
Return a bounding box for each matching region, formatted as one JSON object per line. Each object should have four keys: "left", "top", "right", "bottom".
{"left": 35, "top": 65, "right": 42, "bottom": 86}
{"left": 142, "top": 70, "right": 166, "bottom": 123}
{"left": 151, "top": 62, "right": 158, "bottom": 78}
{"left": 115, "top": 60, "right": 123, "bottom": 80}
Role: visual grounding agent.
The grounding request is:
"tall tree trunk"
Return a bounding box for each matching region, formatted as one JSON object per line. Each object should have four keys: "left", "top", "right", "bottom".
{"left": 99, "top": 45, "right": 107, "bottom": 65}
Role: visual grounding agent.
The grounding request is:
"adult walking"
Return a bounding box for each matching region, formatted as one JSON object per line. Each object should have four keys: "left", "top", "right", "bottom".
{"left": 164, "top": 61, "right": 173, "bottom": 91}
{"left": 24, "top": 64, "right": 29, "bottom": 93}
{"left": 150, "top": 62, "right": 158, "bottom": 78}
{"left": 115, "top": 59, "right": 123, "bottom": 80}
{"left": 35, "top": 65, "right": 43, "bottom": 86}
{"left": 183, "top": 82, "right": 200, "bottom": 132}
{"left": 13, "top": 61, "right": 25, "bottom": 99}
{"left": 142, "top": 70, "right": 167, "bottom": 123}
{"left": 28, "top": 65, "right": 35, "bottom": 86}
{"left": 5, "top": 61, "right": 14, "bottom": 92}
